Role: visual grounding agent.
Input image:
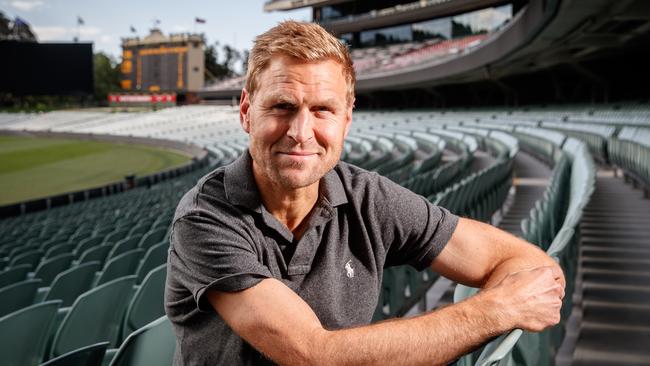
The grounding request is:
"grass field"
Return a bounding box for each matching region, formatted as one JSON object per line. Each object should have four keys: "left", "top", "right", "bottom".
{"left": 0, "top": 135, "right": 192, "bottom": 205}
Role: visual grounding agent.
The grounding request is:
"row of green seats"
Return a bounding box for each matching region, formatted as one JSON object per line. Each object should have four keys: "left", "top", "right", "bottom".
{"left": 608, "top": 126, "right": 650, "bottom": 190}
{"left": 453, "top": 134, "right": 596, "bottom": 366}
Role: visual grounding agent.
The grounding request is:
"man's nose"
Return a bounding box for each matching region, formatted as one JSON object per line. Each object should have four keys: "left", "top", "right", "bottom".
{"left": 286, "top": 107, "right": 314, "bottom": 143}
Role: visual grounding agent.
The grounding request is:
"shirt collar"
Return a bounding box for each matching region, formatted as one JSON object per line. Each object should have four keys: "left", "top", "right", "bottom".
{"left": 224, "top": 150, "right": 348, "bottom": 213}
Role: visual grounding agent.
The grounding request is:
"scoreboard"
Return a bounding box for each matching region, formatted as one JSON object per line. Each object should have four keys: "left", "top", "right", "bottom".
{"left": 0, "top": 41, "right": 93, "bottom": 95}
{"left": 120, "top": 31, "right": 204, "bottom": 93}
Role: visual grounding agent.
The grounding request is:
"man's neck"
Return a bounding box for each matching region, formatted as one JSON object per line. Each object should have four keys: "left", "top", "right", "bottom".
{"left": 253, "top": 169, "right": 319, "bottom": 238}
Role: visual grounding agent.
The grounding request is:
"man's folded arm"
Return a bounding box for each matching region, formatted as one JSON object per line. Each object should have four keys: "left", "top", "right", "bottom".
{"left": 207, "top": 217, "right": 565, "bottom": 365}
{"left": 208, "top": 276, "right": 512, "bottom": 365}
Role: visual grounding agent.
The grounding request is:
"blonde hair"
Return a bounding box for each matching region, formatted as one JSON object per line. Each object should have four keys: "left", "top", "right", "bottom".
{"left": 245, "top": 20, "right": 355, "bottom": 106}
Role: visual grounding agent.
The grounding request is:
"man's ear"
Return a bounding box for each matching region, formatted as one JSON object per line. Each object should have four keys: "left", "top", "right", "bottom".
{"left": 240, "top": 89, "right": 251, "bottom": 133}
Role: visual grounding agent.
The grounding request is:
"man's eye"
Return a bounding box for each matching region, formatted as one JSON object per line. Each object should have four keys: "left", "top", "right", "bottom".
{"left": 315, "top": 106, "right": 333, "bottom": 113}
{"left": 273, "top": 103, "right": 294, "bottom": 111}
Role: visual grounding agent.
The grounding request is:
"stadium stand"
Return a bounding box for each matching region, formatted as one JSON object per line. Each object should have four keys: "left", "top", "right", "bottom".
{"left": 2, "top": 103, "right": 650, "bottom": 364}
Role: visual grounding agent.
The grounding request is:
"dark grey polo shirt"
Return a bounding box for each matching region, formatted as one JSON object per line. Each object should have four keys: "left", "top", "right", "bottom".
{"left": 165, "top": 151, "right": 458, "bottom": 365}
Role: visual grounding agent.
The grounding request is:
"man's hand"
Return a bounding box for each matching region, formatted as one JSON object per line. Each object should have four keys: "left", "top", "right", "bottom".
{"left": 481, "top": 266, "right": 564, "bottom": 332}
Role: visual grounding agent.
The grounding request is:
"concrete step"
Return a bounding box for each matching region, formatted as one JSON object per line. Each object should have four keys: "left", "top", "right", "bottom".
{"left": 581, "top": 237, "right": 650, "bottom": 248}
{"left": 582, "top": 246, "right": 650, "bottom": 260}
{"left": 573, "top": 322, "right": 650, "bottom": 365}
{"left": 582, "top": 300, "right": 650, "bottom": 327}
{"left": 582, "top": 282, "right": 650, "bottom": 305}
{"left": 582, "top": 268, "right": 650, "bottom": 287}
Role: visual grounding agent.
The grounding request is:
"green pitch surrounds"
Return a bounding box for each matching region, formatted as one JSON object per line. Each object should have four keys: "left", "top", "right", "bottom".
{"left": 0, "top": 135, "right": 192, "bottom": 205}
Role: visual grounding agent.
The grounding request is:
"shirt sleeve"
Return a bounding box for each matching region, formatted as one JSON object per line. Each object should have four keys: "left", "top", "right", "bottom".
{"left": 374, "top": 174, "right": 459, "bottom": 270}
{"left": 168, "top": 214, "right": 273, "bottom": 312}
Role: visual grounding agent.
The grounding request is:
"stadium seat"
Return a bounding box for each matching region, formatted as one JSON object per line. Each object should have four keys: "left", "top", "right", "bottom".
{"left": 106, "top": 236, "right": 142, "bottom": 262}
{"left": 109, "top": 316, "right": 175, "bottom": 366}
{"left": 137, "top": 228, "right": 168, "bottom": 250}
{"left": 121, "top": 264, "right": 166, "bottom": 341}
{"left": 39, "top": 342, "right": 108, "bottom": 366}
{"left": 44, "top": 243, "right": 76, "bottom": 260}
{"left": 49, "top": 276, "right": 136, "bottom": 359}
{"left": 0, "top": 264, "right": 31, "bottom": 288}
{"left": 31, "top": 253, "right": 74, "bottom": 287}
{"left": 74, "top": 237, "right": 104, "bottom": 258}
{"left": 43, "top": 261, "right": 102, "bottom": 307}
{"left": 95, "top": 249, "right": 145, "bottom": 286}
{"left": 0, "top": 278, "right": 42, "bottom": 317}
{"left": 103, "top": 230, "right": 130, "bottom": 246}
{"left": 134, "top": 242, "right": 168, "bottom": 284}
{"left": 77, "top": 245, "right": 112, "bottom": 266}
{"left": 9, "top": 249, "right": 44, "bottom": 269}
{"left": 0, "top": 300, "right": 61, "bottom": 366}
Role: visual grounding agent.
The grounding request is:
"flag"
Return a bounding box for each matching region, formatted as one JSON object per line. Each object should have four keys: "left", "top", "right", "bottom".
{"left": 77, "top": 16, "right": 84, "bottom": 26}
{"left": 130, "top": 25, "right": 137, "bottom": 33}
{"left": 195, "top": 17, "right": 206, "bottom": 24}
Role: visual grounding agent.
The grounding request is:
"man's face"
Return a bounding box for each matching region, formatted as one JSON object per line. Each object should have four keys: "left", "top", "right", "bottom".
{"left": 239, "top": 55, "right": 353, "bottom": 190}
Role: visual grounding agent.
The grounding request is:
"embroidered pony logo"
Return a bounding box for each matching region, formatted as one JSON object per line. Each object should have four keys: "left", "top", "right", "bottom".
{"left": 345, "top": 260, "right": 354, "bottom": 278}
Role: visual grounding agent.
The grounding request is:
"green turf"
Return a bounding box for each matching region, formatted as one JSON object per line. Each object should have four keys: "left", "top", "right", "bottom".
{"left": 0, "top": 135, "right": 192, "bottom": 205}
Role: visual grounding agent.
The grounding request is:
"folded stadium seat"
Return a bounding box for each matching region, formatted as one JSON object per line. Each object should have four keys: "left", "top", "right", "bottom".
{"left": 74, "top": 237, "right": 104, "bottom": 259}
{"left": 43, "top": 261, "right": 102, "bottom": 307}
{"left": 0, "top": 256, "right": 9, "bottom": 270}
{"left": 134, "top": 242, "right": 168, "bottom": 284}
{"left": 106, "top": 236, "right": 142, "bottom": 262}
{"left": 39, "top": 238, "right": 71, "bottom": 252}
{"left": 0, "top": 264, "right": 32, "bottom": 288}
{"left": 94, "top": 249, "right": 145, "bottom": 287}
{"left": 0, "top": 300, "right": 61, "bottom": 366}
{"left": 127, "top": 225, "right": 150, "bottom": 238}
{"left": 39, "top": 342, "right": 109, "bottom": 366}
{"left": 121, "top": 264, "right": 166, "bottom": 342}
{"left": 49, "top": 276, "right": 137, "bottom": 360}
{"left": 102, "top": 230, "right": 130, "bottom": 246}
{"left": 454, "top": 284, "right": 524, "bottom": 366}
{"left": 9, "top": 248, "right": 43, "bottom": 268}
{"left": 108, "top": 316, "right": 175, "bottom": 366}
{"left": 44, "top": 243, "right": 76, "bottom": 260}
{"left": 77, "top": 246, "right": 112, "bottom": 266}
{"left": 137, "top": 228, "right": 168, "bottom": 251}
{"left": 30, "top": 253, "right": 75, "bottom": 287}
{"left": 0, "top": 278, "right": 42, "bottom": 317}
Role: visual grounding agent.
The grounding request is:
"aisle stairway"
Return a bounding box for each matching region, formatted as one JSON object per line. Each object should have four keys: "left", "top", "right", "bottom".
{"left": 431, "top": 150, "right": 551, "bottom": 309}
{"left": 572, "top": 171, "right": 650, "bottom": 366}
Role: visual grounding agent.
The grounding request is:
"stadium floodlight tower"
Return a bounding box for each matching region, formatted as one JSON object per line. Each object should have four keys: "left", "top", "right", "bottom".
{"left": 119, "top": 28, "right": 205, "bottom": 105}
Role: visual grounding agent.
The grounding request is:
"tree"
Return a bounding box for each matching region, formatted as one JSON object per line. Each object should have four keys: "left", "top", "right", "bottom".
{"left": 94, "top": 52, "right": 120, "bottom": 104}
{"left": 203, "top": 41, "right": 246, "bottom": 83}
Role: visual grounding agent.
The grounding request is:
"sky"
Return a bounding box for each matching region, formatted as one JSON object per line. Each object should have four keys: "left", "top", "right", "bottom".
{"left": 1, "top": 0, "right": 311, "bottom": 62}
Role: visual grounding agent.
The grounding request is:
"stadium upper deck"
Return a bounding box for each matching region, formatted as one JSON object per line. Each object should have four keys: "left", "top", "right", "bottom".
{"left": 201, "top": 0, "right": 650, "bottom": 107}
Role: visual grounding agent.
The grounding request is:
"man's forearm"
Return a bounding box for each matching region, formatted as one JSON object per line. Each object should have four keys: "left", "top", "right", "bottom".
{"left": 312, "top": 290, "right": 509, "bottom": 366}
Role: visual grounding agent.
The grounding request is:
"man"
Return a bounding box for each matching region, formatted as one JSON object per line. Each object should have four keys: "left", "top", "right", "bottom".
{"left": 165, "top": 21, "right": 564, "bottom": 365}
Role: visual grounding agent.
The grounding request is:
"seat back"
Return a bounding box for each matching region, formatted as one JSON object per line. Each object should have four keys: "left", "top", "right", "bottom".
{"left": 122, "top": 264, "right": 166, "bottom": 341}
{"left": 45, "top": 261, "right": 102, "bottom": 307}
{"left": 0, "top": 264, "right": 31, "bottom": 288}
{"left": 95, "top": 249, "right": 144, "bottom": 286}
{"left": 106, "top": 237, "right": 141, "bottom": 262}
{"left": 137, "top": 228, "right": 168, "bottom": 250}
{"left": 77, "top": 245, "right": 112, "bottom": 266}
{"left": 0, "top": 278, "right": 42, "bottom": 317}
{"left": 110, "top": 316, "right": 175, "bottom": 366}
{"left": 50, "top": 276, "right": 136, "bottom": 358}
{"left": 9, "top": 249, "right": 43, "bottom": 269}
{"left": 0, "top": 300, "right": 61, "bottom": 366}
{"left": 40, "top": 341, "right": 109, "bottom": 366}
{"left": 33, "top": 253, "right": 74, "bottom": 287}
{"left": 135, "top": 242, "right": 168, "bottom": 284}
